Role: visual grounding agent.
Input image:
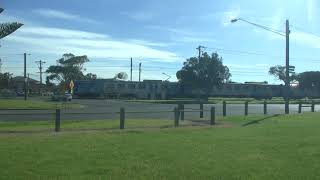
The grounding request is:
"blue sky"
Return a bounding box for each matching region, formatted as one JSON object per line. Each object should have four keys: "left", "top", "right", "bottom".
{"left": 0, "top": 0, "right": 320, "bottom": 84}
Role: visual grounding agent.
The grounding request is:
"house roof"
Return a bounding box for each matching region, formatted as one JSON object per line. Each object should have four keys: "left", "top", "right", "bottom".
{"left": 12, "top": 76, "right": 39, "bottom": 83}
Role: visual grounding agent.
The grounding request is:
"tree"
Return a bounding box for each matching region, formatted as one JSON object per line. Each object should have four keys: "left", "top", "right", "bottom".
{"left": 297, "top": 71, "right": 320, "bottom": 90}
{"left": 84, "top": 73, "right": 97, "bottom": 80}
{"left": 114, "top": 72, "right": 128, "bottom": 80}
{"left": 0, "top": 8, "right": 23, "bottom": 39}
{"left": 176, "top": 52, "right": 231, "bottom": 90}
{"left": 269, "top": 65, "right": 296, "bottom": 84}
{"left": 0, "top": 72, "right": 11, "bottom": 89}
{"left": 46, "top": 53, "right": 96, "bottom": 86}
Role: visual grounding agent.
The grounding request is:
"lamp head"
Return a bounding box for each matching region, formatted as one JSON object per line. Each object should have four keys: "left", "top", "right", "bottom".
{"left": 230, "top": 18, "right": 239, "bottom": 23}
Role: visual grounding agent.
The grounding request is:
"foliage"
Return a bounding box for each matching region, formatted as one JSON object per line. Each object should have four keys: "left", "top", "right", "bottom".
{"left": 269, "top": 65, "right": 296, "bottom": 83}
{"left": 0, "top": 7, "right": 23, "bottom": 40}
{"left": 114, "top": 72, "right": 128, "bottom": 80}
{"left": 297, "top": 71, "right": 320, "bottom": 90}
{"left": 176, "top": 52, "right": 231, "bottom": 89}
{"left": 46, "top": 53, "right": 96, "bottom": 87}
{"left": 0, "top": 72, "right": 12, "bottom": 89}
{"left": 0, "top": 22, "right": 23, "bottom": 39}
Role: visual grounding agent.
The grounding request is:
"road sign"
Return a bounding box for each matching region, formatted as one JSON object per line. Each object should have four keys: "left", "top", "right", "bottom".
{"left": 70, "top": 80, "right": 74, "bottom": 90}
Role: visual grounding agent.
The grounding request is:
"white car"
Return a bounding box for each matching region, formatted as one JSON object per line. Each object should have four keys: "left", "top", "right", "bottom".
{"left": 65, "top": 93, "right": 72, "bottom": 101}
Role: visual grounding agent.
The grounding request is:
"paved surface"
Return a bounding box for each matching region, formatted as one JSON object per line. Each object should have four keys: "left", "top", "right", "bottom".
{"left": 0, "top": 99, "right": 319, "bottom": 121}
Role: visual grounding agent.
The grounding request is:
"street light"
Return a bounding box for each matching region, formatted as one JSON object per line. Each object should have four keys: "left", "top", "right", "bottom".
{"left": 231, "top": 18, "right": 291, "bottom": 114}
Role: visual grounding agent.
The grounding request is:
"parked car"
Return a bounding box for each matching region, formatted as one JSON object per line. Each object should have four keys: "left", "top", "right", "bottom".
{"left": 51, "top": 93, "right": 72, "bottom": 102}
{"left": 65, "top": 93, "right": 72, "bottom": 101}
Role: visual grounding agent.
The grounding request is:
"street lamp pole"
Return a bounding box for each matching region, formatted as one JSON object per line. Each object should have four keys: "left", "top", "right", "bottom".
{"left": 285, "top": 20, "right": 290, "bottom": 114}
{"left": 231, "top": 18, "right": 290, "bottom": 114}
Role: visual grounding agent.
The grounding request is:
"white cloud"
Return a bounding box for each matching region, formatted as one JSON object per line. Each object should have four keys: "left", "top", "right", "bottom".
{"left": 3, "top": 25, "right": 180, "bottom": 62}
{"left": 127, "top": 39, "right": 169, "bottom": 47}
{"left": 33, "top": 9, "right": 101, "bottom": 24}
{"left": 146, "top": 25, "right": 216, "bottom": 43}
{"left": 18, "top": 26, "right": 108, "bottom": 39}
{"left": 121, "top": 11, "right": 154, "bottom": 21}
{"left": 307, "top": 0, "right": 316, "bottom": 22}
{"left": 291, "top": 31, "right": 320, "bottom": 48}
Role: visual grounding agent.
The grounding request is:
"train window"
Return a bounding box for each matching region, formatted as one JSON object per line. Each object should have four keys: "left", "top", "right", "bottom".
{"left": 107, "top": 84, "right": 115, "bottom": 89}
{"left": 128, "top": 84, "right": 136, "bottom": 89}
{"left": 138, "top": 84, "right": 146, "bottom": 89}
{"left": 117, "top": 84, "right": 125, "bottom": 88}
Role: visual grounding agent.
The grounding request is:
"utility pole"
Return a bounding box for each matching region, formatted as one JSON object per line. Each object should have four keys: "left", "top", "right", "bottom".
{"left": 196, "top": 45, "right": 206, "bottom": 61}
{"left": 36, "top": 60, "right": 46, "bottom": 94}
{"left": 24, "top": 53, "right": 27, "bottom": 101}
{"left": 36, "top": 60, "right": 46, "bottom": 85}
{"left": 130, "top": 57, "right": 133, "bottom": 81}
{"left": 139, "top": 62, "right": 142, "bottom": 82}
{"left": 285, "top": 20, "right": 290, "bottom": 114}
{"left": 0, "top": 58, "right": 2, "bottom": 73}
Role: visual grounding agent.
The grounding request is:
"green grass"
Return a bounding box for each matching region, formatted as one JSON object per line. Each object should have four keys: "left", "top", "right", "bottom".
{"left": 0, "top": 99, "right": 81, "bottom": 109}
{"left": 0, "top": 119, "right": 172, "bottom": 132}
{"left": 1, "top": 113, "right": 320, "bottom": 179}
{"left": 126, "top": 97, "right": 320, "bottom": 105}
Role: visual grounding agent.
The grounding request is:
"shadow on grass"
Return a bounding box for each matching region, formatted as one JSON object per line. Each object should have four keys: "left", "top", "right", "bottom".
{"left": 242, "top": 114, "right": 281, "bottom": 127}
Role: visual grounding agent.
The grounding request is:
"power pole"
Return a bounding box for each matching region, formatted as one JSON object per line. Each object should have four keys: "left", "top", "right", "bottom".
{"left": 139, "top": 62, "right": 142, "bottom": 82}
{"left": 36, "top": 60, "right": 46, "bottom": 85}
{"left": 24, "top": 53, "right": 27, "bottom": 100}
{"left": 0, "top": 58, "right": 2, "bottom": 73}
{"left": 130, "top": 57, "right": 133, "bottom": 81}
{"left": 285, "top": 20, "right": 290, "bottom": 114}
{"left": 196, "top": 45, "right": 206, "bottom": 61}
{"left": 36, "top": 60, "right": 46, "bottom": 94}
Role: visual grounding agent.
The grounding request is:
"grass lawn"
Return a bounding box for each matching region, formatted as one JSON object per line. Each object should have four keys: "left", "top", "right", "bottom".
{"left": 126, "top": 97, "right": 320, "bottom": 105}
{"left": 0, "top": 99, "right": 81, "bottom": 109}
{"left": 1, "top": 113, "right": 320, "bottom": 179}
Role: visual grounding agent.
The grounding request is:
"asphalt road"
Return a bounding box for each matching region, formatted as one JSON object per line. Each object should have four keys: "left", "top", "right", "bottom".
{"left": 0, "top": 99, "right": 319, "bottom": 121}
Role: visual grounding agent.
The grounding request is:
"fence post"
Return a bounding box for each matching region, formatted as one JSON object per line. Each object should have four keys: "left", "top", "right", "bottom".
{"left": 298, "top": 102, "right": 302, "bottom": 114}
{"left": 311, "top": 101, "right": 315, "bottom": 112}
{"left": 245, "top": 101, "right": 248, "bottom": 116}
{"left": 264, "top": 101, "right": 267, "bottom": 115}
{"left": 55, "top": 109, "right": 61, "bottom": 132}
{"left": 179, "top": 104, "right": 185, "bottom": 121}
{"left": 200, "top": 103, "right": 204, "bottom": 118}
{"left": 210, "top": 107, "right": 216, "bottom": 125}
{"left": 174, "top": 107, "right": 179, "bottom": 127}
{"left": 120, "top": 107, "right": 125, "bottom": 129}
{"left": 223, "top": 101, "right": 226, "bottom": 117}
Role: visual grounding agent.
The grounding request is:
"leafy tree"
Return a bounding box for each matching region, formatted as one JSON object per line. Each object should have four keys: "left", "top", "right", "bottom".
{"left": 297, "top": 71, "right": 320, "bottom": 90}
{"left": 114, "top": 72, "right": 128, "bottom": 80}
{"left": 0, "top": 8, "right": 23, "bottom": 39}
{"left": 269, "top": 65, "right": 296, "bottom": 83}
{"left": 0, "top": 72, "right": 11, "bottom": 89}
{"left": 46, "top": 53, "right": 96, "bottom": 86}
{"left": 84, "top": 73, "right": 97, "bottom": 80}
{"left": 176, "top": 52, "right": 231, "bottom": 90}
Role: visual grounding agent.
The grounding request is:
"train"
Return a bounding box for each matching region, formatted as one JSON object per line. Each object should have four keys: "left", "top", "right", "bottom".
{"left": 73, "top": 79, "right": 320, "bottom": 99}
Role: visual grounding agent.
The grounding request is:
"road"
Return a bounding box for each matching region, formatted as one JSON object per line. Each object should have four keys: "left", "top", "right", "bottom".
{"left": 0, "top": 99, "right": 318, "bottom": 121}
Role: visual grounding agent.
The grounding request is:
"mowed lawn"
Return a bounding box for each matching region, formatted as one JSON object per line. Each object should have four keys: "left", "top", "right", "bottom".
{"left": 1, "top": 113, "right": 320, "bottom": 179}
